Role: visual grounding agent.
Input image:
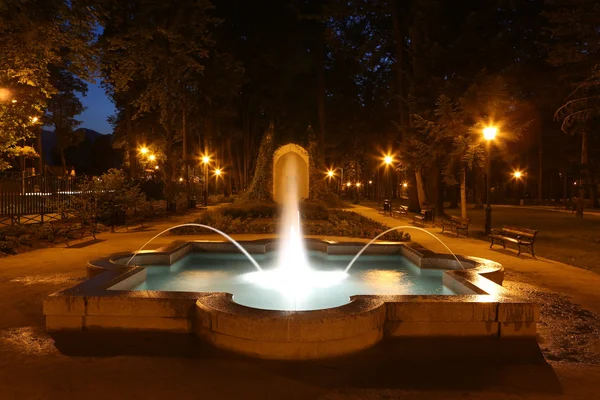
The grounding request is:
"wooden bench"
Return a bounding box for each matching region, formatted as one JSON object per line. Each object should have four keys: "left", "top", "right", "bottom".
{"left": 392, "top": 205, "right": 408, "bottom": 218}
{"left": 489, "top": 226, "right": 538, "bottom": 257}
{"left": 441, "top": 215, "right": 471, "bottom": 237}
{"left": 49, "top": 219, "right": 98, "bottom": 247}
{"left": 413, "top": 207, "right": 434, "bottom": 227}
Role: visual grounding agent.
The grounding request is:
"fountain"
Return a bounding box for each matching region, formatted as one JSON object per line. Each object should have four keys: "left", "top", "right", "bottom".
{"left": 43, "top": 150, "right": 539, "bottom": 359}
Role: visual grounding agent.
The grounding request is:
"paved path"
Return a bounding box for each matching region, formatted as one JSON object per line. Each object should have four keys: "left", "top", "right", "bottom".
{"left": 348, "top": 205, "right": 600, "bottom": 314}
{"left": 495, "top": 204, "right": 600, "bottom": 217}
{"left": 1, "top": 207, "right": 600, "bottom": 399}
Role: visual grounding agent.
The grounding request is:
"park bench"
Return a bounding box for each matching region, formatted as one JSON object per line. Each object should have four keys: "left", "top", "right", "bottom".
{"left": 413, "top": 206, "right": 434, "bottom": 227}
{"left": 489, "top": 226, "right": 538, "bottom": 257}
{"left": 49, "top": 219, "right": 98, "bottom": 247}
{"left": 392, "top": 205, "right": 408, "bottom": 218}
{"left": 441, "top": 215, "right": 471, "bottom": 237}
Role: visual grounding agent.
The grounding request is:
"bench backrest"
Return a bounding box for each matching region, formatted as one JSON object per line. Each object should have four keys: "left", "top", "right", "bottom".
{"left": 502, "top": 226, "right": 538, "bottom": 240}
{"left": 450, "top": 215, "right": 470, "bottom": 225}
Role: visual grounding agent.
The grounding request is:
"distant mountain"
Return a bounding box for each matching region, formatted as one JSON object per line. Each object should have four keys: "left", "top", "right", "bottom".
{"left": 41, "top": 128, "right": 107, "bottom": 166}
{"left": 78, "top": 128, "right": 103, "bottom": 144}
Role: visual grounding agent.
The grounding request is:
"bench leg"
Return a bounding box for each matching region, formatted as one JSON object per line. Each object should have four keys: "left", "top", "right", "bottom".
{"left": 489, "top": 238, "right": 494, "bottom": 249}
{"left": 517, "top": 244, "right": 521, "bottom": 256}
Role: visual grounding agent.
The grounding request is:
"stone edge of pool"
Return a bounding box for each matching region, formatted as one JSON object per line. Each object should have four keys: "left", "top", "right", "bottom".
{"left": 43, "top": 239, "right": 539, "bottom": 360}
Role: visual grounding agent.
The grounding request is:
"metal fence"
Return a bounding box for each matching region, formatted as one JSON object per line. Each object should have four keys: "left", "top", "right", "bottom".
{"left": 0, "top": 175, "right": 80, "bottom": 227}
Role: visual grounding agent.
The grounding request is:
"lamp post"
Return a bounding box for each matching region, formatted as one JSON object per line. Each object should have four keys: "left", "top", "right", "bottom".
{"left": 326, "top": 169, "right": 335, "bottom": 191}
{"left": 483, "top": 127, "right": 497, "bottom": 234}
{"left": 214, "top": 167, "right": 222, "bottom": 195}
{"left": 202, "top": 155, "right": 210, "bottom": 206}
{"left": 384, "top": 155, "right": 393, "bottom": 214}
{"left": 513, "top": 170, "right": 523, "bottom": 205}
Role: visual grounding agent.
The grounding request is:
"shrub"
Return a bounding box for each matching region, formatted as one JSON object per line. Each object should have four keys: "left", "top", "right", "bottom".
{"left": 173, "top": 207, "right": 409, "bottom": 241}
{"left": 208, "top": 194, "right": 235, "bottom": 205}
{"left": 299, "top": 201, "right": 328, "bottom": 219}
{"left": 0, "top": 239, "right": 17, "bottom": 254}
{"left": 220, "top": 203, "right": 279, "bottom": 220}
{"left": 55, "top": 169, "right": 148, "bottom": 224}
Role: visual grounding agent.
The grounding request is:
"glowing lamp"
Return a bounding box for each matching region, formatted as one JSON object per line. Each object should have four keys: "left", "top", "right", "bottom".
{"left": 202, "top": 155, "right": 210, "bottom": 164}
{"left": 149, "top": 154, "right": 156, "bottom": 161}
{"left": 327, "top": 170, "right": 334, "bottom": 178}
{"left": 513, "top": 171, "right": 522, "bottom": 179}
{"left": 154, "top": 165, "right": 159, "bottom": 170}
{"left": 140, "top": 147, "right": 149, "bottom": 154}
{"left": 384, "top": 155, "right": 393, "bottom": 165}
{"left": 214, "top": 168, "right": 222, "bottom": 176}
{"left": 356, "top": 182, "right": 361, "bottom": 187}
{"left": 179, "top": 177, "right": 183, "bottom": 182}
{"left": 483, "top": 127, "right": 497, "bottom": 141}
{"left": 346, "top": 182, "right": 351, "bottom": 187}
{"left": 402, "top": 182, "right": 408, "bottom": 188}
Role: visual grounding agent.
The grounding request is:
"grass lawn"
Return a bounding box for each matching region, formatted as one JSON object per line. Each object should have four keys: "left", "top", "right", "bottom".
{"left": 465, "top": 206, "right": 600, "bottom": 273}
{"left": 360, "top": 200, "right": 600, "bottom": 274}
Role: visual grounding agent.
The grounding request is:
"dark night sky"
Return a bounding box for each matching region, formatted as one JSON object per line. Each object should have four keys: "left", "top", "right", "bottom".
{"left": 77, "top": 80, "right": 115, "bottom": 134}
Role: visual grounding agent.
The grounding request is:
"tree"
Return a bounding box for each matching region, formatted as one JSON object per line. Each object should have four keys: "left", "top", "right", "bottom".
{"left": 544, "top": 0, "right": 600, "bottom": 213}
{"left": 46, "top": 67, "right": 87, "bottom": 174}
{"left": 0, "top": 0, "right": 95, "bottom": 170}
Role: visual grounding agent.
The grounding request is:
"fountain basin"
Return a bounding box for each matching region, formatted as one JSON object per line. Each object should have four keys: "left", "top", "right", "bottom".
{"left": 44, "top": 239, "right": 538, "bottom": 359}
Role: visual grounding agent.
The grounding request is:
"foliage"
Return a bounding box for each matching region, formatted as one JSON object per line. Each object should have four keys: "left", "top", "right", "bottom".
{"left": 46, "top": 66, "right": 88, "bottom": 173}
{"left": 0, "top": 223, "right": 55, "bottom": 255}
{"left": 207, "top": 194, "right": 235, "bottom": 206}
{"left": 0, "top": 0, "right": 96, "bottom": 170}
{"left": 173, "top": 205, "right": 410, "bottom": 241}
{"left": 238, "top": 126, "right": 274, "bottom": 203}
{"left": 57, "top": 169, "right": 147, "bottom": 224}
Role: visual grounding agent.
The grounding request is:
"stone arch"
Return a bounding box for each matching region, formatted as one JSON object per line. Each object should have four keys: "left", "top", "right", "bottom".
{"left": 273, "top": 144, "right": 309, "bottom": 204}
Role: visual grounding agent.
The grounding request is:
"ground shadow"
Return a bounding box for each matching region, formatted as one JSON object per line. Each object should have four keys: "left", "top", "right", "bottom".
{"left": 50, "top": 331, "right": 223, "bottom": 359}
{"left": 66, "top": 239, "right": 106, "bottom": 248}
{"left": 488, "top": 247, "right": 543, "bottom": 261}
{"left": 50, "top": 332, "right": 561, "bottom": 395}
{"left": 263, "top": 337, "right": 562, "bottom": 395}
{"left": 113, "top": 227, "right": 154, "bottom": 233}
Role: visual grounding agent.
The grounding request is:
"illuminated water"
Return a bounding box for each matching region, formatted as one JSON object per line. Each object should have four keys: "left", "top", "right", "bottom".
{"left": 131, "top": 251, "right": 456, "bottom": 311}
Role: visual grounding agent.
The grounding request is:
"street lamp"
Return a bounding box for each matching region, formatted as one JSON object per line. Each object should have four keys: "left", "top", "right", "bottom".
{"left": 383, "top": 154, "right": 394, "bottom": 214}
{"left": 201, "top": 154, "right": 211, "bottom": 206}
{"left": 483, "top": 126, "right": 497, "bottom": 234}
{"left": 513, "top": 170, "right": 524, "bottom": 205}
{"left": 0, "top": 88, "right": 11, "bottom": 101}
{"left": 148, "top": 154, "right": 156, "bottom": 162}
{"left": 326, "top": 169, "right": 335, "bottom": 191}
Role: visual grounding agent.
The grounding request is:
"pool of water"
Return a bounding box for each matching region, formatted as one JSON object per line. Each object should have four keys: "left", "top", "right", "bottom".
{"left": 129, "top": 251, "right": 456, "bottom": 310}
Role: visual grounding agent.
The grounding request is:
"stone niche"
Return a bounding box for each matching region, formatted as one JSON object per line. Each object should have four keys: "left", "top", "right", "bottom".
{"left": 272, "top": 143, "right": 309, "bottom": 204}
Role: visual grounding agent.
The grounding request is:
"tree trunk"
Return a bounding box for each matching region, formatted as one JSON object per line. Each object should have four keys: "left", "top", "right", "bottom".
{"left": 474, "top": 166, "right": 484, "bottom": 208}
{"left": 60, "top": 147, "right": 67, "bottom": 176}
{"left": 391, "top": 0, "right": 407, "bottom": 140}
{"left": 460, "top": 165, "right": 467, "bottom": 219}
{"left": 538, "top": 128, "right": 543, "bottom": 204}
{"left": 316, "top": 27, "right": 326, "bottom": 152}
{"left": 415, "top": 170, "right": 427, "bottom": 208}
{"left": 562, "top": 170, "right": 567, "bottom": 204}
{"left": 576, "top": 131, "right": 588, "bottom": 218}
{"left": 434, "top": 164, "right": 445, "bottom": 217}
{"left": 35, "top": 128, "right": 43, "bottom": 174}
{"left": 125, "top": 104, "right": 137, "bottom": 178}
